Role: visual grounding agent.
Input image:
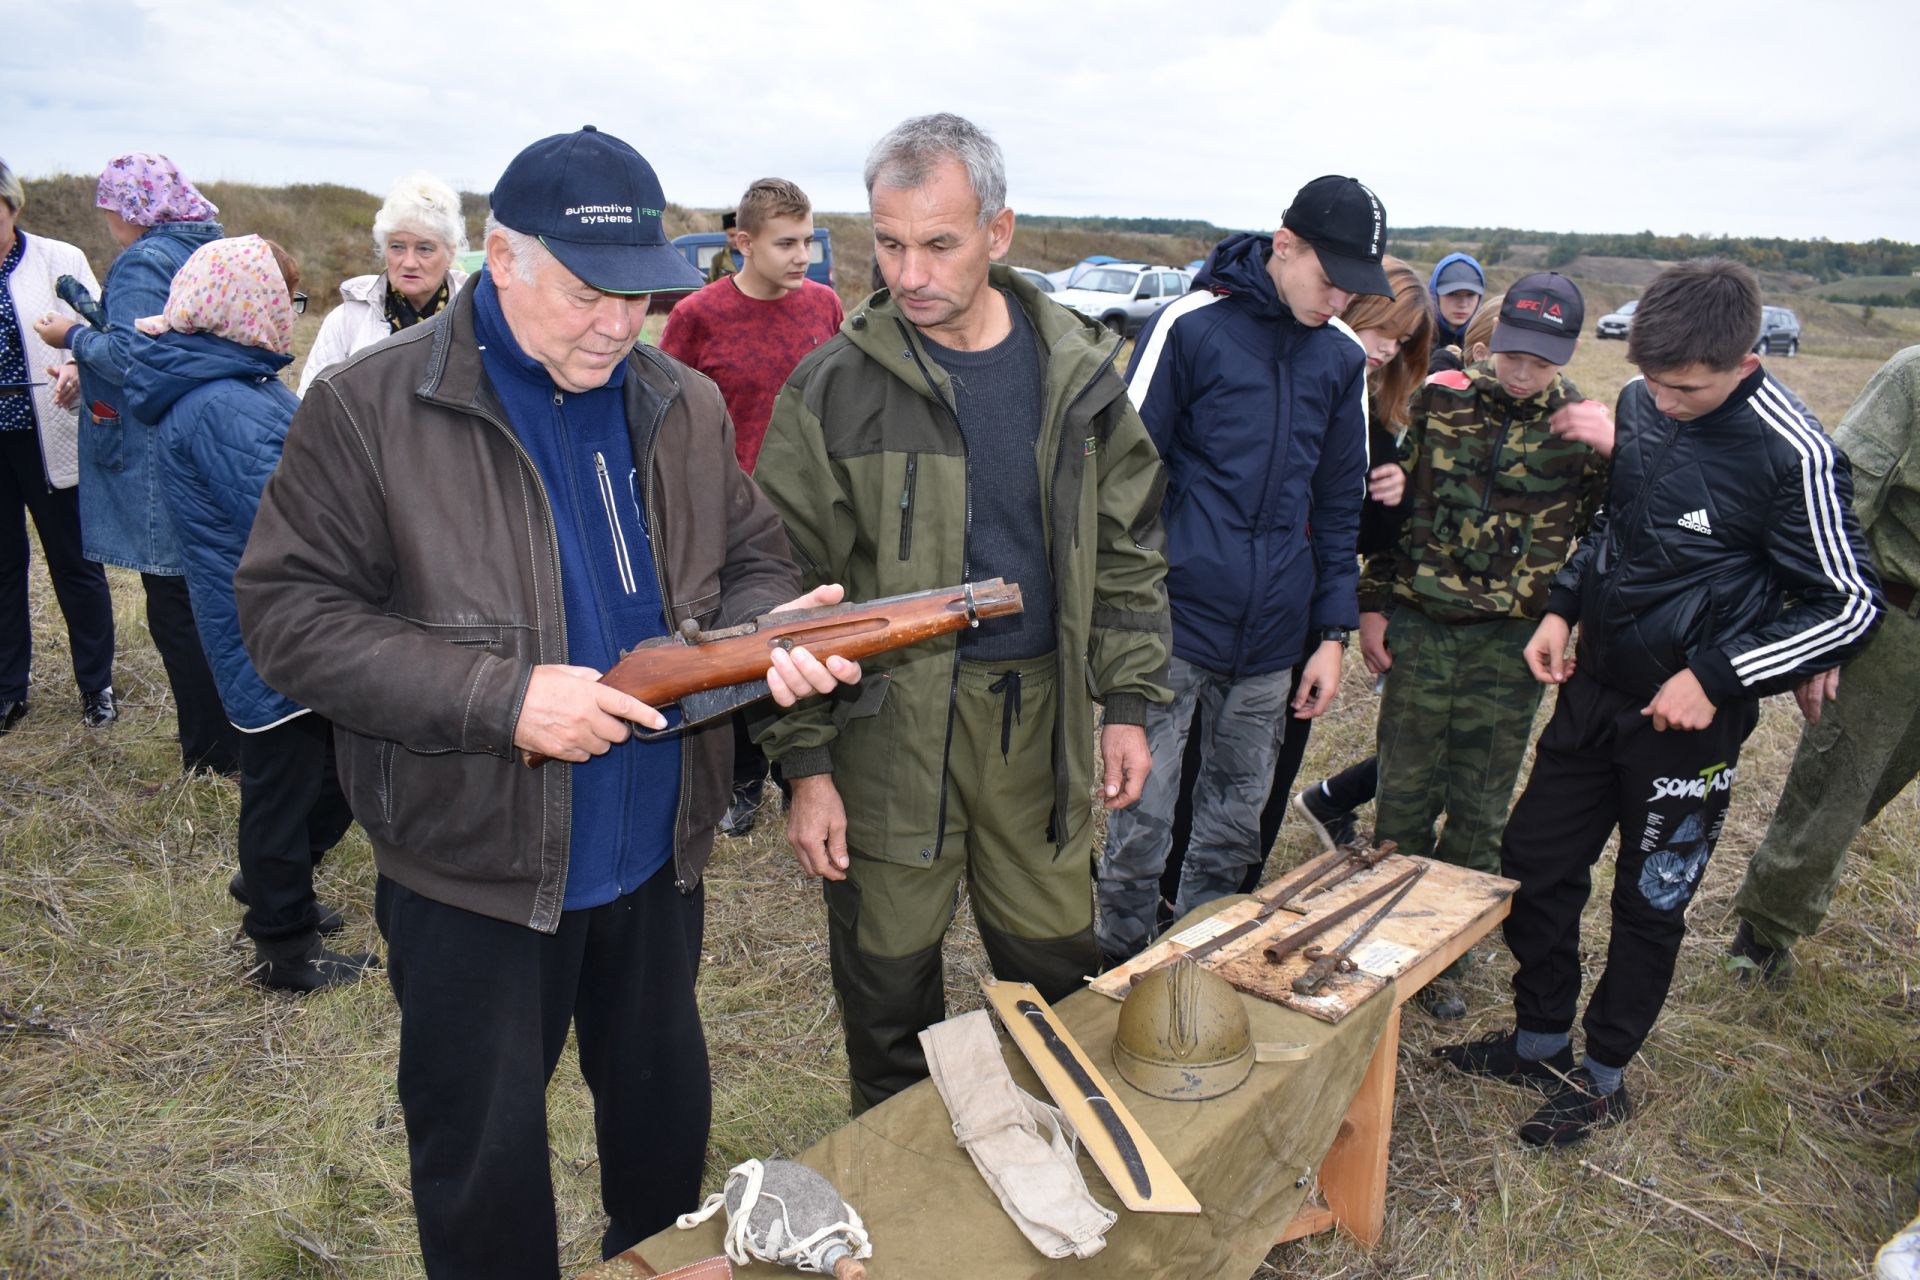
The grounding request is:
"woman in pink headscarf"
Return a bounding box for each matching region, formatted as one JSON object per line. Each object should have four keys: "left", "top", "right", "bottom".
{"left": 32, "top": 152, "right": 240, "bottom": 775}
{"left": 123, "top": 235, "right": 377, "bottom": 993}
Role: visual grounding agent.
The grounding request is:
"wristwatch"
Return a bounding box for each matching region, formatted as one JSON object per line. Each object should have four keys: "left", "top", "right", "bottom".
{"left": 1318, "top": 628, "right": 1352, "bottom": 645}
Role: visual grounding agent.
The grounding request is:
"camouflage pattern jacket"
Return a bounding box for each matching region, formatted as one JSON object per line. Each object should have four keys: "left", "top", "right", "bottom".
{"left": 1358, "top": 362, "right": 1608, "bottom": 623}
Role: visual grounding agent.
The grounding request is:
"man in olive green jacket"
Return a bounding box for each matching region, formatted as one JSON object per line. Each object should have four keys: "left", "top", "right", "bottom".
{"left": 1730, "top": 343, "right": 1920, "bottom": 985}
{"left": 756, "top": 113, "right": 1171, "bottom": 1110}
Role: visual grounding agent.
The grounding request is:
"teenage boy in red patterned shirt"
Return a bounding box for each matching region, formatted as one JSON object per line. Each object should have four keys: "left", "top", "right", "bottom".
{"left": 661, "top": 178, "right": 844, "bottom": 832}
{"left": 661, "top": 178, "right": 843, "bottom": 473}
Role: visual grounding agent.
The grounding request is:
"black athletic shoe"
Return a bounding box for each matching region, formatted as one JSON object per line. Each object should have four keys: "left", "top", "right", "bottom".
{"left": 81, "top": 686, "right": 117, "bottom": 728}
{"left": 1293, "top": 786, "right": 1359, "bottom": 851}
{"left": 1432, "top": 1027, "right": 1573, "bottom": 1090}
{"left": 1726, "top": 919, "right": 1795, "bottom": 989}
{"left": 229, "top": 872, "right": 346, "bottom": 936}
{"left": 248, "top": 936, "right": 380, "bottom": 995}
{"left": 1518, "top": 1067, "right": 1632, "bottom": 1147}
{"left": 0, "top": 698, "right": 28, "bottom": 734}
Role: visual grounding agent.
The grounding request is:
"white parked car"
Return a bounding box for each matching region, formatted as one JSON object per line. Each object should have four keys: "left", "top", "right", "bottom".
{"left": 1047, "top": 264, "right": 1194, "bottom": 337}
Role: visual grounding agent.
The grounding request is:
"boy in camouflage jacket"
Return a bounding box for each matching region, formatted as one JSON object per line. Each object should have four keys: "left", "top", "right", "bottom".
{"left": 1358, "top": 275, "right": 1609, "bottom": 898}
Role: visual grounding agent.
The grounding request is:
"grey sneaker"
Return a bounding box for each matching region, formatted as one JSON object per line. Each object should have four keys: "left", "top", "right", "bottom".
{"left": 81, "top": 686, "right": 117, "bottom": 728}
{"left": 717, "top": 785, "right": 763, "bottom": 838}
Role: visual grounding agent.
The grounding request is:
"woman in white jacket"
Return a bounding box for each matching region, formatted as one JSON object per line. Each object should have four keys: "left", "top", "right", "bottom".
{"left": 0, "top": 158, "right": 116, "bottom": 732}
{"left": 297, "top": 172, "right": 468, "bottom": 394}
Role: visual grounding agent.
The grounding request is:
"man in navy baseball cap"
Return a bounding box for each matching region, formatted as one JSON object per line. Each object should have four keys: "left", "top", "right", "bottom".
{"left": 489, "top": 124, "right": 705, "bottom": 297}
{"left": 243, "top": 123, "right": 862, "bottom": 1275}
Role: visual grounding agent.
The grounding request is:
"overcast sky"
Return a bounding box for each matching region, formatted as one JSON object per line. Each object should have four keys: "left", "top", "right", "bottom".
{"left": 8, "top": 0, "right": 1917, "bottom": 243}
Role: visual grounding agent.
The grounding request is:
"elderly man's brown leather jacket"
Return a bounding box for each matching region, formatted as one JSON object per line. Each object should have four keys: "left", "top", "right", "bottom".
{"left": 236, "top": 283, "right": 799, "bottom": 932}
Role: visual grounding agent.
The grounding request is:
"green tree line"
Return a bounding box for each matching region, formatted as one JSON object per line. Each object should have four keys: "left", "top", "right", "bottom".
{"left": 1392, "top": 226, "right": 1920, "bottom": 281}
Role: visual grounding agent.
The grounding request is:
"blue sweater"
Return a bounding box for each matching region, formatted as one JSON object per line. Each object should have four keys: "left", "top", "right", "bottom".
{"left": 472, "top": 273, "right": 680, "bottom": 909}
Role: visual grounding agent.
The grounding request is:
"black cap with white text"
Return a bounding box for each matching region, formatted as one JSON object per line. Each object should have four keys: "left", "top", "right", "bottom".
{"left": 1492, "top": 272, "right": 1585, "bottom": 365}
{"left": 1280, "top": 176, "right": 1392, "bottom": 299}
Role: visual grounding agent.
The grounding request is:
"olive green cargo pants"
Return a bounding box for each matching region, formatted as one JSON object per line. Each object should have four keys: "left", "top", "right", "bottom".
{"left": 1374, "top": 608, "right": 1543, "bottom": 875}
{"left": 825, "top": 654, "right": 1099, "bottom": 1112}
{"left": 1734, "top": 607, "right": 1920, "bottom": 950}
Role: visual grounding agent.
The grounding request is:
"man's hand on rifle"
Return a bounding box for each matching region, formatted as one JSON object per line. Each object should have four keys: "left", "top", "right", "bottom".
{"left": 764, "top": 583, "right": 864, "bottom": 706}
{"left": 513, "top": 664, "right": 668, "bottom": 763}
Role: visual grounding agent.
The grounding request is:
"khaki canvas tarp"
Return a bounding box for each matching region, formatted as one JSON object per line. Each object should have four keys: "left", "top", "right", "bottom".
{"left": 624, "top": 979, "right": 1393, "bottom": 1280}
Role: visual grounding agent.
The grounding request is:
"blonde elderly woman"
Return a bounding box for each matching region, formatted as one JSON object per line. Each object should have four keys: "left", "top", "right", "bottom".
{"left": 298, "top": 171, "right": 468, "bottom": 393}
{"left": 0, "top": 157, "right": 117, "bottom": 732}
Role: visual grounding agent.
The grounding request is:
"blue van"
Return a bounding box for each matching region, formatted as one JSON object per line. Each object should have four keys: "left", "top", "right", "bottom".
{"left": 669, "top": 227, "right": 835, "bottom": 293}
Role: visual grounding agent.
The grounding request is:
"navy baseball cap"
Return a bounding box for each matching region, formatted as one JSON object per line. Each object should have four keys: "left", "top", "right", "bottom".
{"left": 1492, "top": 272, "right": 1585, "bottom": 364}
{"left": 1282, "top": 176, "right": 1393, "bottom": 298}
{"left": 489, "top": 126, "right": 704, "bottom": 296}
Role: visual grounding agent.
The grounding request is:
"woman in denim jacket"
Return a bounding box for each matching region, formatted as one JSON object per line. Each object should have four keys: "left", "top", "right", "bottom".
{"left": 35, "top": 153, "right": 239, "bottom": 774}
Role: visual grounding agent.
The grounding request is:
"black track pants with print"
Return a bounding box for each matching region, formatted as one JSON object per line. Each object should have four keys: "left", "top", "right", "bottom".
{"left": 1500, "top": 670, "right": 1760, "bottom": 1069}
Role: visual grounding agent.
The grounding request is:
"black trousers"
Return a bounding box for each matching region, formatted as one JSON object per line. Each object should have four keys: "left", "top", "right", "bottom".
{"left": 236, "top": 713, "right": 353, "bottom": 943}
{"left": 0, "top": 429, "right": 115, "bottom": 701}
{"left": 1319, "top": 756, "right": 1379, "bottom": 813}
{"left": 1500, "top": 671, "right": 1759, "bottom": 1068}
{"left": 1162, "top": 662, "right": 1313, "bottom": 904}
{"left": 140, "top": 572, "right": 241, "bottom": 773}
{"left": 375, "top": 863, "right": 710, "bottom": 1278}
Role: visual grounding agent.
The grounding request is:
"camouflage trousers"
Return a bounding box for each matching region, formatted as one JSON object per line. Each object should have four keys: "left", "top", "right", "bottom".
{"left": 1734, "top": 605, "right": 1920, "bottom": 950}
{"left": 1374, "top": 608, "right": 1542, "bottom": 875}
{"left": 1096, "top": 656, "right": 1293, "bottom": 961}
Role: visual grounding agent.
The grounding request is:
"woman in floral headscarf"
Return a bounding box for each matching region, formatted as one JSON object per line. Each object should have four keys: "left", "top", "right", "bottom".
{"left": 33, "top": 152, "right": 239, "bottom": 774}
{"left": 124, "top": 235, "right": 377, "bottom": 994}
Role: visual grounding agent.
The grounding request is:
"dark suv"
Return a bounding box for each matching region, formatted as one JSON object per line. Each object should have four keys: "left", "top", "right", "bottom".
{"left": 1755, "top": 306, "right": 1801, "bottom": 357}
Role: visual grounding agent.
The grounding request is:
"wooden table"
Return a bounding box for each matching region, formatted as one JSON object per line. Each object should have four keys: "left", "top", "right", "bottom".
{"left": 1270, "top": 859, "right": 1515, "bottom": 1246}
{"left": 1090, "top": 854, "right": 1516, "bottom": 1248}
{"left": 585, "top": 855, "right": 1513, "bottom": 1277}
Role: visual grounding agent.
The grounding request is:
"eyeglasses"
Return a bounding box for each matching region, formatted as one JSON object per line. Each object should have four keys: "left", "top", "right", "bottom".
{"left": 291, "top": 292, "right": 308, "bottom": 316}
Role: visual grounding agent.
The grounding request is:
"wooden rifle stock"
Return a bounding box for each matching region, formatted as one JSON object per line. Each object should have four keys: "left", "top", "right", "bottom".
{"left": 521, "top": 579, "right": 1023, "bottom": 767}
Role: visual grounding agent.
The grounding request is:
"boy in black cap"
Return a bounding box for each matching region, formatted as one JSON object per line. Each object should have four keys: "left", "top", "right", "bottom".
{"left": 1434, "top": 258, "right": 1883, "bottom": 1146}
{"left": 1357, "top": 273, "right": 1610, "bottom": 1019}
{"left": 1097, "top": 175, "right": 1382, "bottom": 959}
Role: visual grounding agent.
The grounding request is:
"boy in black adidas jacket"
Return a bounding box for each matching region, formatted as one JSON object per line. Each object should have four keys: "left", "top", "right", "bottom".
{"left": 1435, "top": 259, "right": 1883, "bottom": 1146}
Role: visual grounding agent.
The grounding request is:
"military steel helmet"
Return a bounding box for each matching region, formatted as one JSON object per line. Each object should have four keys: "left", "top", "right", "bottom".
{"left": 1112, "top": 957, "right": 1253, "bottom": 1101}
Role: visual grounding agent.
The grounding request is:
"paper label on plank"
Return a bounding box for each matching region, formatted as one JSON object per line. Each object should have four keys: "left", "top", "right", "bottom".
{"left": 1348, "top": 938, "right": 1420, "bottom": 976}
{"left": 1167, "top": 916, "right": 1237, "bottom": 948}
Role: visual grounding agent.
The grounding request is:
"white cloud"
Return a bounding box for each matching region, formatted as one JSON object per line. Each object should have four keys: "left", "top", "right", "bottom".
{"left": 5, "top": 0, "right": 1916, "bottom": 241}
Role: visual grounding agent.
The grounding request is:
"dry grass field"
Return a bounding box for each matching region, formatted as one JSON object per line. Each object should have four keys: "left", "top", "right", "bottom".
{"left": 2, "top": 270, "right": 1917, "bottom": 1277}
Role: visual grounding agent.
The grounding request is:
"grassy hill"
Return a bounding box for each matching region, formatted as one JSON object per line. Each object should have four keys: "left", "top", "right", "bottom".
{"left": 4, "top": 179, "right": 1917, "bottom": 1277}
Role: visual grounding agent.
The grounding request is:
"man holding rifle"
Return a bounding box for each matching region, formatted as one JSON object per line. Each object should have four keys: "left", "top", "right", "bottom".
{"left": 236, "top": 127, "right": 858, "bottom": 1278}
{"left": 755, "top": 113, "right": 1171, "bottom": 1112}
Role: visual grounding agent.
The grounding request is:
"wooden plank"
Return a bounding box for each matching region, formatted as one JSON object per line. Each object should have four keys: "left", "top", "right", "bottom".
{"left": 1090, "top": 856, "right": 1517, "bottom": 1025}
{"left": 1319, "top": 1004, "right": 1400, "bottom": 1247}
{"left": 980, "top": 979, "right": 1202, "bottom": 1215}
{"left": 1276, "top": 1204, "right": 1337, "bottom": 1243}
{"left": 1388, "top": 893, "right": 1514, "bottom": 1009}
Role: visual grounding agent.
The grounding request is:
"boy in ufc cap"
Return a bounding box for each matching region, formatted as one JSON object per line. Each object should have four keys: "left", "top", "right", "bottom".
{"left": 1097, "top": 176, "right": 1384, "bottom": 961}
{"left": 1356, "top": 273, "right": 1610, "bottom": 1018}
{"left": 236, "top": 126, "right": 860, "bottom": 1274}
{"left": 1434, "top": 258, "right": 1882, "bottom": 1146}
